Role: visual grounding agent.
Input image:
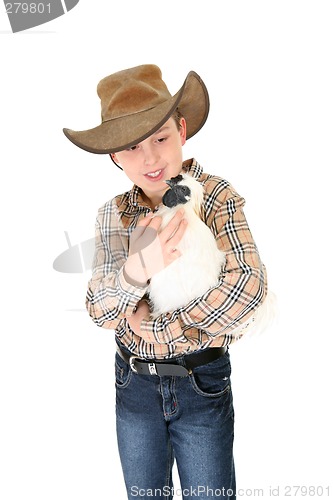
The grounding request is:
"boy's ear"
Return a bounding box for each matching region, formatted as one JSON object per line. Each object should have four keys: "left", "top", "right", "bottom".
{"left": 180, "top": 117, "right": 187, "bottom": 145}
{"left": 109, "top": 153, "right": 123, "bottom": 170}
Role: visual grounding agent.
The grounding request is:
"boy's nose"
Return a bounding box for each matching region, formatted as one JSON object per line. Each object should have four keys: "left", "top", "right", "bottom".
{"left": 142, "top": 146, "right": 158, "bottom": 167}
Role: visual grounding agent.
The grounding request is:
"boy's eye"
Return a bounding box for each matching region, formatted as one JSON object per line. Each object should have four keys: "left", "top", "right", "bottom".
{"left": 157, "top": 137, "right": 166, "bottom": 143}
{"left": 126, "top": 145, "right": 138, "bottom": 151}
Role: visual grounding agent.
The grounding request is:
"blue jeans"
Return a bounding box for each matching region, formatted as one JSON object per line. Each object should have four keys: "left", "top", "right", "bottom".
{"left": 115, "top": 346, "right": 236, "bottom": 500}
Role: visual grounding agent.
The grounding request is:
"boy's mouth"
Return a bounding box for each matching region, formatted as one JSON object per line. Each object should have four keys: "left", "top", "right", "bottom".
{"left": 144, "top": 168, "right": 164, "bottom": 181}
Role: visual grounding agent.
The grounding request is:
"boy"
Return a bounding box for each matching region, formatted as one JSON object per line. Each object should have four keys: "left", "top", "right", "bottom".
{"left": 63, "top": 64, "right": 268, "bottom": 499}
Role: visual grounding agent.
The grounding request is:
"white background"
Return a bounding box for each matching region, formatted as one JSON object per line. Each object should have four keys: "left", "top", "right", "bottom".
{"left": 1, "top": 1, "right": 332, "bottom": 499}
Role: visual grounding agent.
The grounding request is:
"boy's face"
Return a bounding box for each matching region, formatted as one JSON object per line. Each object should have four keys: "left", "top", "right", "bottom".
{"left": 112, "top": 117, "right": 186, "bottom": 207}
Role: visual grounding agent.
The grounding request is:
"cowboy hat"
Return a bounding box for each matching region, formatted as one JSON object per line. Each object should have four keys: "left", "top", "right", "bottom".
{"left": 63, "top": 64, "right": 209, "bottom": 154}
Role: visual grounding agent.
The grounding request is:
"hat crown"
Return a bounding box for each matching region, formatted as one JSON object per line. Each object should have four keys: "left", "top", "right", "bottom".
{"left": 97, "top": 64, "right": 172, "bottom": 122}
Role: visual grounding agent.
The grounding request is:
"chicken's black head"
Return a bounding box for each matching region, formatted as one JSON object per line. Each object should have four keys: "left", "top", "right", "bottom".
{"left": 162, "top": 175, "right": 191, "bottom": 208}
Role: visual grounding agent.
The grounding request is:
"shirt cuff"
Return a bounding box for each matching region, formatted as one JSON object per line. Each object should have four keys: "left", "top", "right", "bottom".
{"left": 119, "top": 265, "right": 149, "bottom": 292}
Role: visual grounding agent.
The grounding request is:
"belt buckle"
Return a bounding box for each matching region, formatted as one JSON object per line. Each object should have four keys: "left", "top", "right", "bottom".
{"left": 129, "top": 356, "right": 158, "bottom": 375}
{"left": 129, "top": 356, "right": 140, "bottom": 373}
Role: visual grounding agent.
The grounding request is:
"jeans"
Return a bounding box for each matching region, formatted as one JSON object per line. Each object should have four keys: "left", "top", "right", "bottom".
{"left": 115, "top": 346, "right": 236, "bottom": 500}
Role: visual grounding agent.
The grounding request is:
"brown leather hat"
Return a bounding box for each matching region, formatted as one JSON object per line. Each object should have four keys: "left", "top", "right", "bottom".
{"left": 63, "top": 64, "right": 209, "bottom": 154}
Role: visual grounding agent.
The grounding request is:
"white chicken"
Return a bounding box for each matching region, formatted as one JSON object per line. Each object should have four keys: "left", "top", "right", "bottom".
{"left": 148, "top": 173, "right": 225, "bottom": 318}
{"left": 147, "top": 173, "right": 276, "bottom": 338}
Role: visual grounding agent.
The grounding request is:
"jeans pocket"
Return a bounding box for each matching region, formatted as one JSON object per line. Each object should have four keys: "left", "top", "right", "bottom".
{"left": 115, "top": 352, "right": 132, "bottom": 389}
{"left": 189, "top": 352, "right": 232, "bottom": 398}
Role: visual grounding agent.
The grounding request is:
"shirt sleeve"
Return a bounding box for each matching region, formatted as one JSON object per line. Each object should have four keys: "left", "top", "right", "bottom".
{"left": 85, "top": 200, "right": 149, "bottom": 329}
{"left": 139, "top": 182, "right": 268, "bottom": 346}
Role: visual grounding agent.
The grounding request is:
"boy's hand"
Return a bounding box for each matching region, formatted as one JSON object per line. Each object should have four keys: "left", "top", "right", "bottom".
{"left": 124, "top": 210, "right": 187, "bottom": 285}
{"left": 126, "top": 299, "right": 150, "bottom": 335}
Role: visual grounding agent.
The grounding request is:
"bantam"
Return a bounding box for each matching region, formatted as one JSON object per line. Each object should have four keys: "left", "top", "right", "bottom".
{"left": 148, "top": 173, "right": 226, "bottom": 318}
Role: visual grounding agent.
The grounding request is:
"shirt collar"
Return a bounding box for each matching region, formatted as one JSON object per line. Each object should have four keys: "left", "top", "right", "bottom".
{"left": 181, "top": 158, "right": 203, "bottom": 179}
{"left": 129, "top": 184, "right": 143, "bottom": 208}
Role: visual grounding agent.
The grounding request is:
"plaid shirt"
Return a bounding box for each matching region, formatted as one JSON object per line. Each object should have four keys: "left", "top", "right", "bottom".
{"left": 86, "top": 158, "right": 267, "bottom": 359}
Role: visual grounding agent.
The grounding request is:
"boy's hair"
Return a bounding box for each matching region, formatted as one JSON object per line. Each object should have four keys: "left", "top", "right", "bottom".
{"left": 173, "top": 108, "right": 184, "bottom": 130}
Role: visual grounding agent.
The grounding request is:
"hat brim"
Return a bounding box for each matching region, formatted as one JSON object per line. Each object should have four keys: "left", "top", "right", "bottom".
{"left": 63, "top": 71, "right": 209, "bottom": 154}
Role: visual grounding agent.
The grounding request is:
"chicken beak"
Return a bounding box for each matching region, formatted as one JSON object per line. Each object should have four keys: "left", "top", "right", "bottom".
{"left": 165, "top": 180, "right": 173, "bottom": 187}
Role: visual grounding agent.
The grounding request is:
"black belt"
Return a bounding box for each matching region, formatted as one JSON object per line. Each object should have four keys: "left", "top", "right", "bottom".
{"left": 117, "top": 345, "right": 227, "bottom": 377}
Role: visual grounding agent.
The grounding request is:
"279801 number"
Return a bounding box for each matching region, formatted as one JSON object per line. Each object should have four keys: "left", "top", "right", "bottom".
{"left": 284, "top": 485, "right": 330, "bottom": 496}
{"left": 5, "top": 3, "right": 51, "bottom": 14}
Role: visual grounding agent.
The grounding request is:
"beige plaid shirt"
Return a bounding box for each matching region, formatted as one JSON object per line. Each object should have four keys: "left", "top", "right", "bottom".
{"left": 86, "top": 159, "right": 268, "bottom": 359}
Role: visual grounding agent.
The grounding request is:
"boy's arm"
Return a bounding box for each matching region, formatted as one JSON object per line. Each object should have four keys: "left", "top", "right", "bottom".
{"left": 85, "top": 202, "right": 149, "bottom": 329}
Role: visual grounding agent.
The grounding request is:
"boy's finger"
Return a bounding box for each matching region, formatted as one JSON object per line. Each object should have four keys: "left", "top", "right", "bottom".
{"left": 145, "top": 215, "right": 163, "bottom": 231}
{"left": 159, "top": 210, "right": 185, "bottom": 243}
{"left": 136, "top": 213, "right": 155, "bottom": 227}
{"left": 169, "top": 218, "right": 188, "bottom": 246}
